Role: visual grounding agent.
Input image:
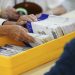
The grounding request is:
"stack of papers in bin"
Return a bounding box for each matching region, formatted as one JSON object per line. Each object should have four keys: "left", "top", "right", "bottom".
{"left": 0, "top": 44, "right": 31, "bottom": 56}
{"left": 28, "top": 33, "right": 52, "bottom": 47}
{"left": 27, "top": 15, "right": 75, "bottom": 39}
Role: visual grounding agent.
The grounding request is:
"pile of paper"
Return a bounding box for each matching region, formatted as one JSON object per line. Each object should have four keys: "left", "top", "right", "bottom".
{"left": 59, "top": 18, "right": 75, "bottom": 35}
{"left": 0, "top": 44, "right": 31, "bottom": 56}
{"left": 28, "top": 33, "right": 52, "bottom": 47}
{"left": 27, "top": 15, "right": 75, "bottom": 39}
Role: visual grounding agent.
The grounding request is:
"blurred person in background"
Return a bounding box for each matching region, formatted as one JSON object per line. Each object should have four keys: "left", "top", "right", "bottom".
{"left": 22, "top": 0, "right": 75, "bottom": 14}
{"left": 0, "top": 0, "right": 75, "bottom": 20}
{"left": 27, "top": 0, "right": 67, "bottom": 15}
{"left": 0, "top": 0, "right": 67, "bottom": 21}
{"left": 62, "top": 0, "right": 75, "bottom": 12}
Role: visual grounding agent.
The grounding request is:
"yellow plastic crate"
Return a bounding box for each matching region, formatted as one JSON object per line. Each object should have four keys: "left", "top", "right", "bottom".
{"left": 0, "top": 32, "right": 75, "bottom": 75}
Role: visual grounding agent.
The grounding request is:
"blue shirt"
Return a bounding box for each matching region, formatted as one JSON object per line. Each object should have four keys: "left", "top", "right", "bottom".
{"left": 45, "top": 39, "right": 75, "bottom": 75}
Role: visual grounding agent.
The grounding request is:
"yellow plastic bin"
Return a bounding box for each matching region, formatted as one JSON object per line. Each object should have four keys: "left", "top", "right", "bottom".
{"left": 0, "top": 32, "right": 75, "bottom": 75}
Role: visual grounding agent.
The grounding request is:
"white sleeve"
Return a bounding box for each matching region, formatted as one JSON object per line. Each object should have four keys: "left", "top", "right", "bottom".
{"left": 62, "top": 0, "right": 75, "bottom": 12}
{"left": 0, "top": 0, "right": 14, "bottom": 9}
{"left": 0, "top": 18, "right": 6, "bottom": 25}
{"left": 47, "top": 0, "right": 65, "bottom": 9}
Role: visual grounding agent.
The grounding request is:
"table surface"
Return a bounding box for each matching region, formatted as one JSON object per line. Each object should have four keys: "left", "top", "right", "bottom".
{"left": 21, "top": 10, "right": 75, "bottom": 75}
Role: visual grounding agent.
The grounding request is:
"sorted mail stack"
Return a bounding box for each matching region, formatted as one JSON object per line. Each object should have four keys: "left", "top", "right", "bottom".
{"left": 0, "top": 44, "right": 31, "bottom": 56}
{"left": 27, "top": 15, "right": 75, "bottom": 39}
{"left": 59, "top": 18, "right": 75, "bottom": 35}
{"left": 28, "top": 33, "right": 52, "bottom": 47}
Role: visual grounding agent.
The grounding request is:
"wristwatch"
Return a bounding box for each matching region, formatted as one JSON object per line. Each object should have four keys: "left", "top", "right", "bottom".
{"left": 0, "top": 18, "right": 6, "bottom": 25}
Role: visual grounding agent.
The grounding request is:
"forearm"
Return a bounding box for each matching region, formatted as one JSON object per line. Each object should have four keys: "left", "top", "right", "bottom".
{"left": 3, "top": 21, "right": 17, "bottom": 25}
{"left": 51, "top": 5, "right": 67, "bottom": 15}
{"left": 43, "top": 5, "right": 67, "bottom": 15}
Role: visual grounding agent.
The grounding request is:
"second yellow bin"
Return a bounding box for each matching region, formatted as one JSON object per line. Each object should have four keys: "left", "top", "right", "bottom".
{"left": 0, "top": 32, "right": 75, "bottom": 75}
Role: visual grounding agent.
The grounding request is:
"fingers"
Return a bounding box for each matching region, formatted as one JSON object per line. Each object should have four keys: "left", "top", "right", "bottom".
{"left": 11, "top": 8, "right": 37, "bottom": 22}
{"left": 17, "top": 14, "right": 37, "bottom": 25}
{"left": 22, "top": 32, "right": 35, "bottom": 43}
{"left": 20, "top": 28, "right": 35, "bottom": 43}
{"left": 18, "top": 33, "right": 35, "bottom": 43}
{"left": 24, "top": 28, "right": 28, "bottom": 32}
{"left": 23, "top": 35, "right": 35, "bottom": 43}
{"left": 29, "top": 14, "right": 37, "bottom": 21}
{"left": 20, "top": 15, "right": 33, "bottom": 22}
{"left": 14, "top": 26, "right": 35, "bottom": 43}
{"left": 1, "top": 25, "right": 34, "bottom": 43}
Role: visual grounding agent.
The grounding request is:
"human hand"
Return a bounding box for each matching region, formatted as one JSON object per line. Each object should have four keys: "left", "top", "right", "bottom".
{"left": 1, "top": 7, "right": 19, "bottom": 20}
{"left": 0, "top": 25, "right": 34, "bottom": 43}
{"left": 17, "top": 14, "right": 37, "bottom": 26}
